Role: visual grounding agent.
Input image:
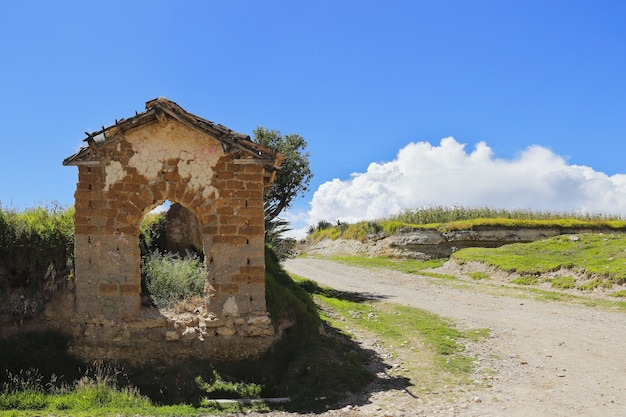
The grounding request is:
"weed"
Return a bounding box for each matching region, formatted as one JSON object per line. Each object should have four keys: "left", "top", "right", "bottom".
{"left": 468, "top": 272, "right": 489, "bottom": 280}
{"left": 511, "top": 276, "right": 539, "bottom": 285}
{"left": 610, "top": 290, "right": 626, "bottom": 298}
{"left": 536, "top": 292, "right": 570, "bottom": 302}
{"left": 141, "top": 250, "right": 205, "bottom": 308}
{"left": 577, "top": 278, "right": 604, "bottom": 291}
{"left": 551, "top": 276, "right": 576, "bottom": 289}
{"left": 465, "top": 328, "right": 491, "bottom": 341}
{"left": 0, "top": 363, "right": 152, "bottom": 413}
{"left": 196, "top": 370, "right": 262, "bottom": 399}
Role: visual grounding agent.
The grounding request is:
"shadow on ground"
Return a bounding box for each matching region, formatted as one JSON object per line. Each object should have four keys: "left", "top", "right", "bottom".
{"left": 298, "top": 278, "right": 391, "bottom": 303}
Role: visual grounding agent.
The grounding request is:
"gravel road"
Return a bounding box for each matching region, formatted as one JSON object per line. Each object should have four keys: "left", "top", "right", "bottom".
{"left": 282, "top": 257, "right": 626, "bottom": 417}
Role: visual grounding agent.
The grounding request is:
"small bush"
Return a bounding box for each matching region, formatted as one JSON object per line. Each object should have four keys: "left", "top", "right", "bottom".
{"left": 139, "top": 213, "right": 168, "bottom": 257}
{"left": 141, "top": 251, "right": 205, "bottom": 308}
{"left": 316, "top": 220, "right": 332, "bottom": 231}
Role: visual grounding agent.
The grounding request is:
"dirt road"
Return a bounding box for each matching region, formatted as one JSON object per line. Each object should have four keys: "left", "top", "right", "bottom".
{"left": 284, "top": 258, "right": 626, "bottom": 417}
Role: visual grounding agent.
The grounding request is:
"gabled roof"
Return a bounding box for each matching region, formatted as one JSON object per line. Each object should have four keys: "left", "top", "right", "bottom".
{"left": 63, "top": 97, "right": 284, "bottom": 171}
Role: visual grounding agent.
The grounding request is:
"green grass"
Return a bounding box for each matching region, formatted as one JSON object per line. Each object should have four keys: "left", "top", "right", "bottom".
{"left": 0, "top": 248, "right": 374, "bottom": 415}
{"left": 322, "top": 256, "right": 458, "bottom": 281}
{"left": 296, "top": 277, "right": 489, "bottom": 383}
{"left": 307, "top": 206, "right": 626, "bottom": 241}
{"left": 315, "top": 250, "right": 626, "bottom": 313}
{"left": 468, "top": 271, "right": 489, "bottom": 280}
{"left": 550, "top": 276, "right": 576, "bottom": 289}
{"left": 610, "top": 290, "right": 626, "bottom": 298}
{"left": 0, "top": 204, "right": 75, "bottom": 322}
{"left": 511, "top": 276, "right": 540, "bottom": 285}
{"left": 576, "top": 278, "right": 608, "bottom": 291}
{"left": 329, "top": 255, "right": 446, "bottom": 274}
{"left": 452, "top": 233, "right": 626, "bottom": 285}
{"left": 392, "top": 206, "right": 624, "bottom": 225}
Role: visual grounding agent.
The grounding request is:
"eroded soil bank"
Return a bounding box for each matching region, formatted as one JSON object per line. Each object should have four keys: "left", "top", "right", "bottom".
{"left": 304, "top": 226, "right": 623, "bottom": 259}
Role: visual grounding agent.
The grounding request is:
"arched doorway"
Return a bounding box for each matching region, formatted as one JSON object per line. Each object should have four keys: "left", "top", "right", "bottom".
{"left": 139, "top": 200, "right": 207, "bottom": 310}
{"left": 64, "top": 97, "right": 283, "bottom": 321}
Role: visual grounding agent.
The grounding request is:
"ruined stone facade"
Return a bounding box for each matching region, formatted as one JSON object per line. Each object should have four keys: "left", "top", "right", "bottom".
{"left": 62, "top": 98, "right": 283, "bottom": 363}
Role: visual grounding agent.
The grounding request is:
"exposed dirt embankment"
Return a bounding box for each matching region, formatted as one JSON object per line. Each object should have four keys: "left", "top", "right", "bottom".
{"left": 304, "top": 226, "right": 620, "bottom": 259}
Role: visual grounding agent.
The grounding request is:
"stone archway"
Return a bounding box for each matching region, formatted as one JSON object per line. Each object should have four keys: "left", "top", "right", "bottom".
{"left": 64, "top": 98, "right": 284, "bottom": 328}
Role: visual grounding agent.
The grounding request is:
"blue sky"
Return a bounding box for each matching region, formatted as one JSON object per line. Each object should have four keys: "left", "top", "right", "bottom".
{"left": 2, "top": 1, "right": 626, "bottom": 237}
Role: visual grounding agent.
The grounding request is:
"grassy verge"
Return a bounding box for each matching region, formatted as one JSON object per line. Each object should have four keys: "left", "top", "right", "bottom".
{"left": 295, "top": 277, "right": 489, "bottom": 395}
{"left": 312, "top": 252, "right": 626, "bottom": 312}
{"left": 0, "top": 251, "right": 489, "bottom": 415}
{"left": 326, "top": 255, "right": 457, "bottom": 280}
{"left": 451, "top": 233, "right": 626, "bottom": 287}
{"left": 0, "top": 249, "right": 374, "bottom": 415}
{"left": 326, "top": 255, "right": 446, "bottom": 274}
{"left": 307, "top": 206, "right": 626, "bottom": 242}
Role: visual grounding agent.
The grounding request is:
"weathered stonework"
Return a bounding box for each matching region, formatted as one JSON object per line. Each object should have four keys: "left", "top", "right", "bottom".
{"left": 304, "top": 226, "right": 626, "bottom": 259}
{"left": 61, "top": 98, "right": 283, "bottom": 363}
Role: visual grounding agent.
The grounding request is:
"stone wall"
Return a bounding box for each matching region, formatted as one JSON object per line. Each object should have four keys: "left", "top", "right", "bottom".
{"left": 2, "top": 284, "right": 276, "bottom": 365}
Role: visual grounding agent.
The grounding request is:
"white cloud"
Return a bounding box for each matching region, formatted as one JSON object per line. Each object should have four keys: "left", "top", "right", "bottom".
{"left": 306, "top": 137, "right": 626, "bottom": 226}
{"left": 281, "top": 209, "right": 311, "bottom": 240}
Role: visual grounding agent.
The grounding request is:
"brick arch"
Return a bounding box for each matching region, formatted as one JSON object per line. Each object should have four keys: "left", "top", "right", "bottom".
{"left": 60, "top": 98, "right": 288, "bottom": 364}
{"left": 137, "top": 199, "right": 217, "bottom": 308}
{"left": 64, "top": 98, "right": 280, "bottom": 324}
{"left": 69, "top": 149, "right": 270, "bottom": 318}
{"left": 116, "top": 176, "right": 226, "bottom": 301}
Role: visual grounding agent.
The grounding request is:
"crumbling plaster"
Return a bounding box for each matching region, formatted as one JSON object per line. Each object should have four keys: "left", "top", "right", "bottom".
{"left": 61, "top": 98, "right": 283, "bottom": 364}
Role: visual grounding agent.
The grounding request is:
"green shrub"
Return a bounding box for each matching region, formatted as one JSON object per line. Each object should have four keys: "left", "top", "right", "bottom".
{"left": 0, "top": 204, "right": 74, "bottom": 321}
{"left": 139, "top": 212, "right": 168, "bottom": 257}
{"left": 141, "top": 251, "right": 205, "bottom": 308}
{"left": 264, "top": 202, "right": 296, "bottom": 261}
{"left": 316, "top": 220, "right": 332, "bottom": 231}
{"left": 0, "top": 204, "right": 74, "bottom": 282}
